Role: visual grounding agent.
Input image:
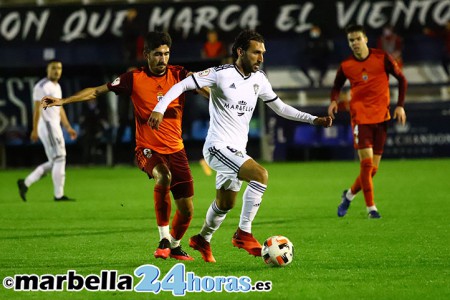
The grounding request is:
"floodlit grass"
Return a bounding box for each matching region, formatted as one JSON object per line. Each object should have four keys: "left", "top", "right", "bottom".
{"left": 0, "top": 159, "right": 449, "bottom": 299}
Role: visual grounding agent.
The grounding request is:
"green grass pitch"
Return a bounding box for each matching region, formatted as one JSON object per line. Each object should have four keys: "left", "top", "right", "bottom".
{"left": 0, "top": 158, "right": 449, "bottom": 299}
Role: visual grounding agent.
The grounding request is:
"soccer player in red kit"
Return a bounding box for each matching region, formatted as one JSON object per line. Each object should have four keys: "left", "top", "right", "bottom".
{"left": 41, "top": 32, "right": 208, "bottom": 259}
{"left": 328, "top": 24, "right": 407, "bottom": 218}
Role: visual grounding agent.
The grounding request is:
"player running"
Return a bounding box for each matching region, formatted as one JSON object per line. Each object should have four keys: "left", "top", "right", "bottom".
{"left": 41, "top": 32, "right": 208, "bottom": 261}
{"left": 148, "top": 30, "right": 332, "bottom": 262}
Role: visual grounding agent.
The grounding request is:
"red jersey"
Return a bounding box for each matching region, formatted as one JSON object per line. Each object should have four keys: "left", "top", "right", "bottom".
{"left": 331, "top": 48, "right": 407, "bottom": 125}
{"left": 107, "top": 65, "right": 189, "bottom": 154}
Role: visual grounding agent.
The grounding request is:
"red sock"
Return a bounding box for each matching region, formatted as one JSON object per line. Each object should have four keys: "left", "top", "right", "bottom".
{"left": 350, "top": 165, "right": 378, "bottom": 194}
{"left": 154, "top": 185, "right": 171, "bottom": 226}
{"left": 170, "top": 210, "right": 192, "bottom": 241}
{"left": 359, "top": 158, "right": 375, "bottom": 207}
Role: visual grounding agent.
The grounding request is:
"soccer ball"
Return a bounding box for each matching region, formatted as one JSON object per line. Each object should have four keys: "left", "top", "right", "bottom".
{"left": 261, "top": 236, "right": 294, "bottom": 267}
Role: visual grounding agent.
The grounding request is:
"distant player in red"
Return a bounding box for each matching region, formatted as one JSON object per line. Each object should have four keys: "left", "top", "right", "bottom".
{"left": 328, "top": 24, "right": 407, "bottom": 218}
{"left": 41, "top": 32, "right": 208, "bottom": 259}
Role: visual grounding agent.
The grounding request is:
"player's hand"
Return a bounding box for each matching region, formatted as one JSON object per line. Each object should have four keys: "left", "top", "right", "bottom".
{"left": 328, "top": 101, "right": 338, "bottom": 119}
{"left": 67, "top": 127, "right": 77, "bottom": 140}
{"left": 313, "top": 116, "right": 333, "bottom": 128}
{"left": 393, "top": 106, "right": 406, "bottom": 125}
{"left": 148, "top": 112, "right": 163, "bottom": 130}
{"left": 41, "top": 96, "right": 63, "bottom": 109}
{"left": 30, "top": 129, "right": 38, "bottom": 143}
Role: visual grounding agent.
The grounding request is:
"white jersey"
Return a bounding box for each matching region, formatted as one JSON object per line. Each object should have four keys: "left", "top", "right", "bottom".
{"left": 33, "top": 77, "right": 62, "bottom": 125}
{"left": 192, "top": 65, "right": 277, "bottom": 149}
{"left": 193, "top": 64, "right": 314, "bottom": 149}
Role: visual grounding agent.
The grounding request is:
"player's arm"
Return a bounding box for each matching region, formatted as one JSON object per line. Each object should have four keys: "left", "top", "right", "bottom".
{"left": 30, "top": 101, "right": 41, "bottom": 142}
{"left": 328, "top": 66, "right": 347, "bottom": 118}
{"left": 42, "top": 84, "right": 109, "bottom": 108}
{"left": 148, "top": 76, "right": 198, "bottom": 130}
{"left": 60, "top": 107, "right": 77, "bottom": 140}
{"left": 265, "top": 98, "right": 332, "bottom": 128}
{"left": 385, "top": 54, "right": 408, "bottom": 125}
{"left": 186, "top": 71, "right": 210, "bottom": 100}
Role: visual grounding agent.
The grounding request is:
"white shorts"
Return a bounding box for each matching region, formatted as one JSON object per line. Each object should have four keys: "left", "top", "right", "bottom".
{"left": 203, "top": 144, "right": 251, "bottom": 192}
{"left": 38, "top": 120, "right": 66, "bottom": 160}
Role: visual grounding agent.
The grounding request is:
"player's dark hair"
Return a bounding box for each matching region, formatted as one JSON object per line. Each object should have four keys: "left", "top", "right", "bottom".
{"left": 231, "top": 30, "right": 265, "bottom": 60}
{"left": 345, "top": 24, "right": 366, "bottom": 35}
{"left": 144, "top": 31, "right": 172, "bottom": 52}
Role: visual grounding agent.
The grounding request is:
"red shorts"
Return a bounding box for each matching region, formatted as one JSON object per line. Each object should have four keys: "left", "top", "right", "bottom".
{"left": 135, "top": 148, "right": 194, "bottom": 199}
{"left": 352, "top": 121, "right": 388, "bottom": 155}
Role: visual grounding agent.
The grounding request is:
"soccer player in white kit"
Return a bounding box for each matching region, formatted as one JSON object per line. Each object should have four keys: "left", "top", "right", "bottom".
{"left": 17, "top": 60, "right": 77, "bottom": 201}
{"left": 148, "top": 30, "right": 332, "bottom": 262}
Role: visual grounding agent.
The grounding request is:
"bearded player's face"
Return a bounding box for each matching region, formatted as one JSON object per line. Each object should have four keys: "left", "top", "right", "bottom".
{"left": 146, "top": 45, "right": 170, "bottom": 75}
{"left": 240, "top": 40, "right": 265, "bottom": 75}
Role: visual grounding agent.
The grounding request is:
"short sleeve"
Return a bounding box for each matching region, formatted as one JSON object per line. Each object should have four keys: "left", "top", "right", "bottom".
{"left": 107, "top": 71, "right": 133, "bottom": 96}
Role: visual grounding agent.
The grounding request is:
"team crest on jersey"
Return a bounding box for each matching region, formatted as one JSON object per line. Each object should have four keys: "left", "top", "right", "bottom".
{"left": 253, "top": 84, "right": 259, "bottom": 95}
{"left": 157, "top": 92, "right": 163, "bottom": 102}
{"left": 198, "top": 69, "right": 210, "bottom": 77}
{"left": 111, "top": 77, "right": 120, "bottom": 86}
{"left": 362, "top": 72, "right": 368, "bottom": 81}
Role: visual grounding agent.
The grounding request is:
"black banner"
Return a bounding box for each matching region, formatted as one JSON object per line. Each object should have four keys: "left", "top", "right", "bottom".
{"left": 267, "top": 102, "right": 450, "bottom": 160}
{"left": 1, "top": 0, "right": 448, "bottom": 44}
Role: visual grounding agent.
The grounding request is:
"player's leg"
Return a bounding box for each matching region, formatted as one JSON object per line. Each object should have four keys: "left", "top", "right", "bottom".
{"left": 339, "top": 124, "right": 377, "bottom": 217}
{"left": 18, "top": 161, "right": 53, "bottom": 201}
{"left": 136, "top": 149, "right": 172, "bottom": 259}
{"left": 169, "top": 196, "right": 194, "bottom": 261}
{"left": 189, "top": 144, "right": 244, "bottom": 262}
{"left": 167, "top": 149, "right": 195, "bottom": 260}
{"left": 52, "top": 155, "right": 67, "bottom": 200}
{"left": 151, "top": 163, "right": 173, "bottom": 258}
{"left": 40, "top": 121, "right": 70, "bottom": 201}
{"left": 232, "top": 158, "right": 268, "bottom": 256}
{"left": 365, "top": 122, "right": 388, "bottom": 218}
{"left": 18, "top": 122, "right": 53, "bottom": 201}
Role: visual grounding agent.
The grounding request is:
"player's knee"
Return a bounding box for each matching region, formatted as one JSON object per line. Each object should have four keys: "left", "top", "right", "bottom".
{"left": 154, "top": 172, "right": 171, "bottom": 187}
{"left": 253, "top": 167, "right": 268, "bottom": 185}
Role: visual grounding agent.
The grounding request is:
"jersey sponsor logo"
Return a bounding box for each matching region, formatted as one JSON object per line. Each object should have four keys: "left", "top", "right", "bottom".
{"left": 223, "top": 102, "right": 254, "bottom": 116}
{"left": 229, "top": 83, "right": 236, "bottom": 89}
{"left": 111, "top": 77, "right": 120, "bottom": 86}
{"left": 197, "top": 69, "right": 210, "bottom": 77}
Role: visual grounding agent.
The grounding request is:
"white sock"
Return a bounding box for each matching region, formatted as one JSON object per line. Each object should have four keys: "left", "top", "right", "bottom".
{"left": 200, "top": 200, "right": 229, "bottom": 242}
{"left": 170, "top": 235, "right": 180, "bottom": 249}
{"left": 367, "top": 206, "right": 377, "bottom": 212}
{"left": 346, "top": 188, "right": 356, "bottom": 201}
{"left": 52, "top": 156, "right": 66, "bottom": 198}
{"left": 239, "top": 181, "right": 266, "bottom": 233}
{"left": 158, "top": 225, "right": 170, "bottom": 241}
{"left": 25, "top": 161, "right": 52, "bottom": 187}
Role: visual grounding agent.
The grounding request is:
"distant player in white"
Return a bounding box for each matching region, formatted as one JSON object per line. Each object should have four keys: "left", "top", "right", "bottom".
{"left": 17, "top": 60, "right": 77, "bottom": 201}
{"left": 149, "top": 30, "right": 332, "bottom": 262}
